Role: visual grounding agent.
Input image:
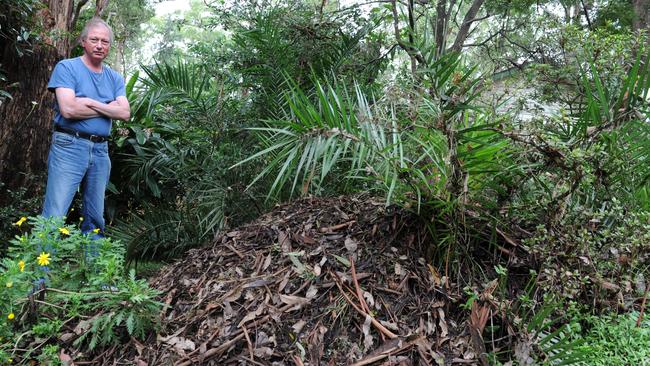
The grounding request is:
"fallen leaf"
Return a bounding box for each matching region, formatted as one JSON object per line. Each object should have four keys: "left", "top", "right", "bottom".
{"left": 60, "top": 332, "right": 76, "bottom": 343}
{"left": 292, "top": 320, "right": 307, "bottom": 334}
{"left": 278, "top": 231, "right": 291, "bottom": 252}
{"left": 379, "top": 320, "right": 399, "bottom": 331}
{"left": 224, "top": 287, "right": 242, "bottom": 302}
{"left": 306, "top": 285, "right": 318, "bottom": 299}
{"left": 59, "top": 349, "right": 73, "bottom": 366}
{"left": 333, "top": 254, "right": 350, "bottom": 267}
{"left": 262, "top": 253, "right": 272, "bottom": 270}
{"left": 238, "top": 304, "right": 266, "bottom": 327}
{"left": 254, "top": 346, "right": 274, "bottom": 358}
{"left": 280, "top": 294, "right": 310, "bottom": 307}
{"left": 363, "top": 291, "right": 375, "bottom": 309}
{"left": 278, "top": 270, "right": 291, "bottom": 292}
{"left": 288, "top": 251, "right": 306, "bottom": 274}
{"left": 344, "top": 237, "right": 358, "bottom": 252}
{"left": 438, "top": 308, "right": 448, "bottom": 337}
{"left": 165, "top": 336, "right": 196, "bottom": 351}
{"left": 362, "top": 314, "right": 374, "bottom": 350}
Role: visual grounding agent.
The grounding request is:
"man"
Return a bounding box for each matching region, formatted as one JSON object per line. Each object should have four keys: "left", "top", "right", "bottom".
{"left": 42, "top": 17, "right": 130, "bottom": 239}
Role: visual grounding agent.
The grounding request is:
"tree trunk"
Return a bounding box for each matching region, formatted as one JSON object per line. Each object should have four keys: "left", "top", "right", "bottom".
{"left": 435, "top": 0, "right": 448, "bottom": 58}
{"left": 0, "top": 0, "right": 74, "bottom": 202}
{"left": 633, "top": 0, "right": 649, "bottom": 32}
{"left": 450, "top": 0, "right": 485, "bottom": 52}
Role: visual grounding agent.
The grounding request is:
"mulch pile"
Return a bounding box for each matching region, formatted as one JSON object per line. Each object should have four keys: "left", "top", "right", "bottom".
{"left": 113, "top": 195, "right": 483, "bottom": 365}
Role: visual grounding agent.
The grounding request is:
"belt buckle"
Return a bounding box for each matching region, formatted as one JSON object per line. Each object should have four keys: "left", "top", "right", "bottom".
{"left": 89, "top": 134, "right": 100, "bottom": 142}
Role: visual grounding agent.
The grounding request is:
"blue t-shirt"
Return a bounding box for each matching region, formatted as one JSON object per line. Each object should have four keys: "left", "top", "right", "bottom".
{"left": 47, "top": 57, "right": 126, "bottom": 136}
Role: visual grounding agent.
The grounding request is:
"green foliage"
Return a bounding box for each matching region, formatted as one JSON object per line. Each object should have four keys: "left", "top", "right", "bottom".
{"left": 108, "top": 59, "right": 265, "bottom": 261}
{"left": 0, "top": 0, "right": 41, "bottom": 100}
{"left": 212, "top": 0, "right": 387, "bottom": 118}
{"left": 0, "top": 217, "right": 161, "bottom": 364}
{"left": 73, "top": 270, "right": 161, "bottom": 350}
{"left": 574, "top": 311, "right": 650, "bottom": 365}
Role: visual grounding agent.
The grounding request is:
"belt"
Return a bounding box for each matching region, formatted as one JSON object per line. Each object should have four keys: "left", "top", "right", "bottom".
{"left": 54, "top": 125, "right": 109, "bottom": 143}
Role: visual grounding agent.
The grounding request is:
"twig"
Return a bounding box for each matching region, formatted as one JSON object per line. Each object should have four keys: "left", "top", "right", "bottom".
{"left": 331, "top": 271, "right": 398, "bottom": 339}
{"left": 241, "top": 326, "right": 255, "bottom": 361}
{"left": 174, "top": 303, "right": 295, "bottom": 366}
{"left": 637, "top": 282, "right": 649, "bottom": 327}
{"left": 33, "top": 299, "right": 67, "bottom": 311}
{"left": 350, "top": 256, "right": 371, "bottom": 314}
{"left": 349, "top": 335, "right": 422, "bottom": 366}
{"left": 319, "top": 220, "right": 356, "bottom": 233}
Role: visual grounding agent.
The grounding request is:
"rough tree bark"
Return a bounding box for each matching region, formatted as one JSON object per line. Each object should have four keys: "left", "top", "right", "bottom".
{"left": 0, "top": 0, "right": 75, "bottom": 202}
{"left": 450, "top": 0, "right": 486, "bottom": 52}
{"left": 633, "top": 0, "right": 649, "bottom": 32}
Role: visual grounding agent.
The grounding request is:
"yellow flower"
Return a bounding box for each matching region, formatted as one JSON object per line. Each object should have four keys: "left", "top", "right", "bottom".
{"left": 7, "top": 313, "right": 14, "bottom": 320}
{"left": 92, "top": 228, "right": 100, "bottom": 234}
{"left": 37, "top": 252, "right": 51, "bottom": 266}
{"left": 5, "top": 282, "right": 12, "bottom": 288}
{"left": 18, "top": 260, "right": 25, "bottom": 272}
{"left": 79, "top": 217, "right": 84, "bottom": 222}
{"left": 59, "top": 227, "right": 70, "bottom": 235}
{"left": 13, "top": 217, "right": 27, "bottom": 227}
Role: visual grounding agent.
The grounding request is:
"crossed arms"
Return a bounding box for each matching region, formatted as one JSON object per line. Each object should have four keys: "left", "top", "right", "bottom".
{"left": 55, "top": 87, "right": 131, "bottom": 121}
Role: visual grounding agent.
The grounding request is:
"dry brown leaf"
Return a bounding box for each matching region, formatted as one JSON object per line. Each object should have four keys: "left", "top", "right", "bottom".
{"left": 345, "top": 237, "right": 358, "bottom": 252}
{"left": 262, "top": 253, "right": 272, "bottom": 271}
{"left": 437, "top": 308, "right": 448, "bottom": 337}
{"left": 237, "top": 304, "right": 266, "bottom": 327}
{"left": 224, "top": 286, "right": 242, "bottom": 302}
{"left": 394, "top": 263, "right": 404, "bottom": 276}
{"left": 60, "top": 332, "right": 76, "bottom": 343}
{"left": 254, "top": 346, "right": 274, "bottom": 358}
{"left": 165, "top": 336, "right": 196, "bottom": 352}
{"left": 278, "top": 231, "right": 291, "bottom": 252}
{"left": 59, "top": 349, "right": 73, "bottom": 366}
{"left": 362, "top": 314, "right": 374, "bottom": 350}
{"left": 292, "top": 320, "right": 307, "bottom": 334}
{"left": 363, "top": 291, "right": 375, "bottom": 309}
{"left": 278, "top": 270, "right": 291, "bottom": 292}
{"left": 306, "top": 285, "right": 318, "bottom": 299}
{"left": 279, "top": 294, "right": 310, "bottom": 307}
{"left": 379, "top": 320, "right": 399, "bottom": 331}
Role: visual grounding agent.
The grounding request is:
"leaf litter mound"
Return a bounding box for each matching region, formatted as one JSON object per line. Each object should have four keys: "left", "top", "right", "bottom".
{"left": 116, "top": 195, "right": 481, "bottom": 365}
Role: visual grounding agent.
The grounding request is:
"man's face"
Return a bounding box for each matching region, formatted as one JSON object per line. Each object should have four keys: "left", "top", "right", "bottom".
{"left": 81, "top": 26, "right": 111, "bottom": 63}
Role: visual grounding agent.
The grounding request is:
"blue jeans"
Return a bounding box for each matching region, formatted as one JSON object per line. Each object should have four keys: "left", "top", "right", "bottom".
{"left": 42, "top": 131, "right": 111, "bottom": 242}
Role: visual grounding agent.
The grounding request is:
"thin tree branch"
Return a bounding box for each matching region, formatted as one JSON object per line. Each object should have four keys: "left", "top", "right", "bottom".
{"left": 450, "top": 0, "right": 486, "bottom": 51}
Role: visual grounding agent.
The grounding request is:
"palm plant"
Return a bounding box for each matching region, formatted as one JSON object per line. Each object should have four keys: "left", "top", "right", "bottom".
{"left": 234, "top": 51, "right": 520, "bottom": 273}
{"left": 108, "top": 60, "right": 238, "bottom": 261}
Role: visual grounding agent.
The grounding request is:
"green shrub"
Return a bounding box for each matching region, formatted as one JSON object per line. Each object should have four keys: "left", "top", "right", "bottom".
{"left": 0, "top": 216, "right": 161, "bottom": 364}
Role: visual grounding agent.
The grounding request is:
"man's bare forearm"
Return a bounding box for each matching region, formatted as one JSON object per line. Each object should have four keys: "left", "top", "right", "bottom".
{"left": 59, "top": 97, "right": 102, "bottom": 119}
{"left": 88, "top": 99, "right": 130, "bottom": 121}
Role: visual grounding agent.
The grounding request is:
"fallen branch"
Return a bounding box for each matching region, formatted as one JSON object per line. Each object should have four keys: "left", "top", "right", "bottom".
{"left": 350, "top": 335, "right": 423, "bottom": 366}
{"left": 319, "top": 220, "right": 356, "bottom": 233}
{"left": 331, "top": 271, "right": 398, "bottom": 339}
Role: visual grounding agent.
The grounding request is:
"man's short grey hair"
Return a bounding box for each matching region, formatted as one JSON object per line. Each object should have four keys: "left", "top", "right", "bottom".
{"left": 79, "top": 17, "right": 114, "bottom": 44}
